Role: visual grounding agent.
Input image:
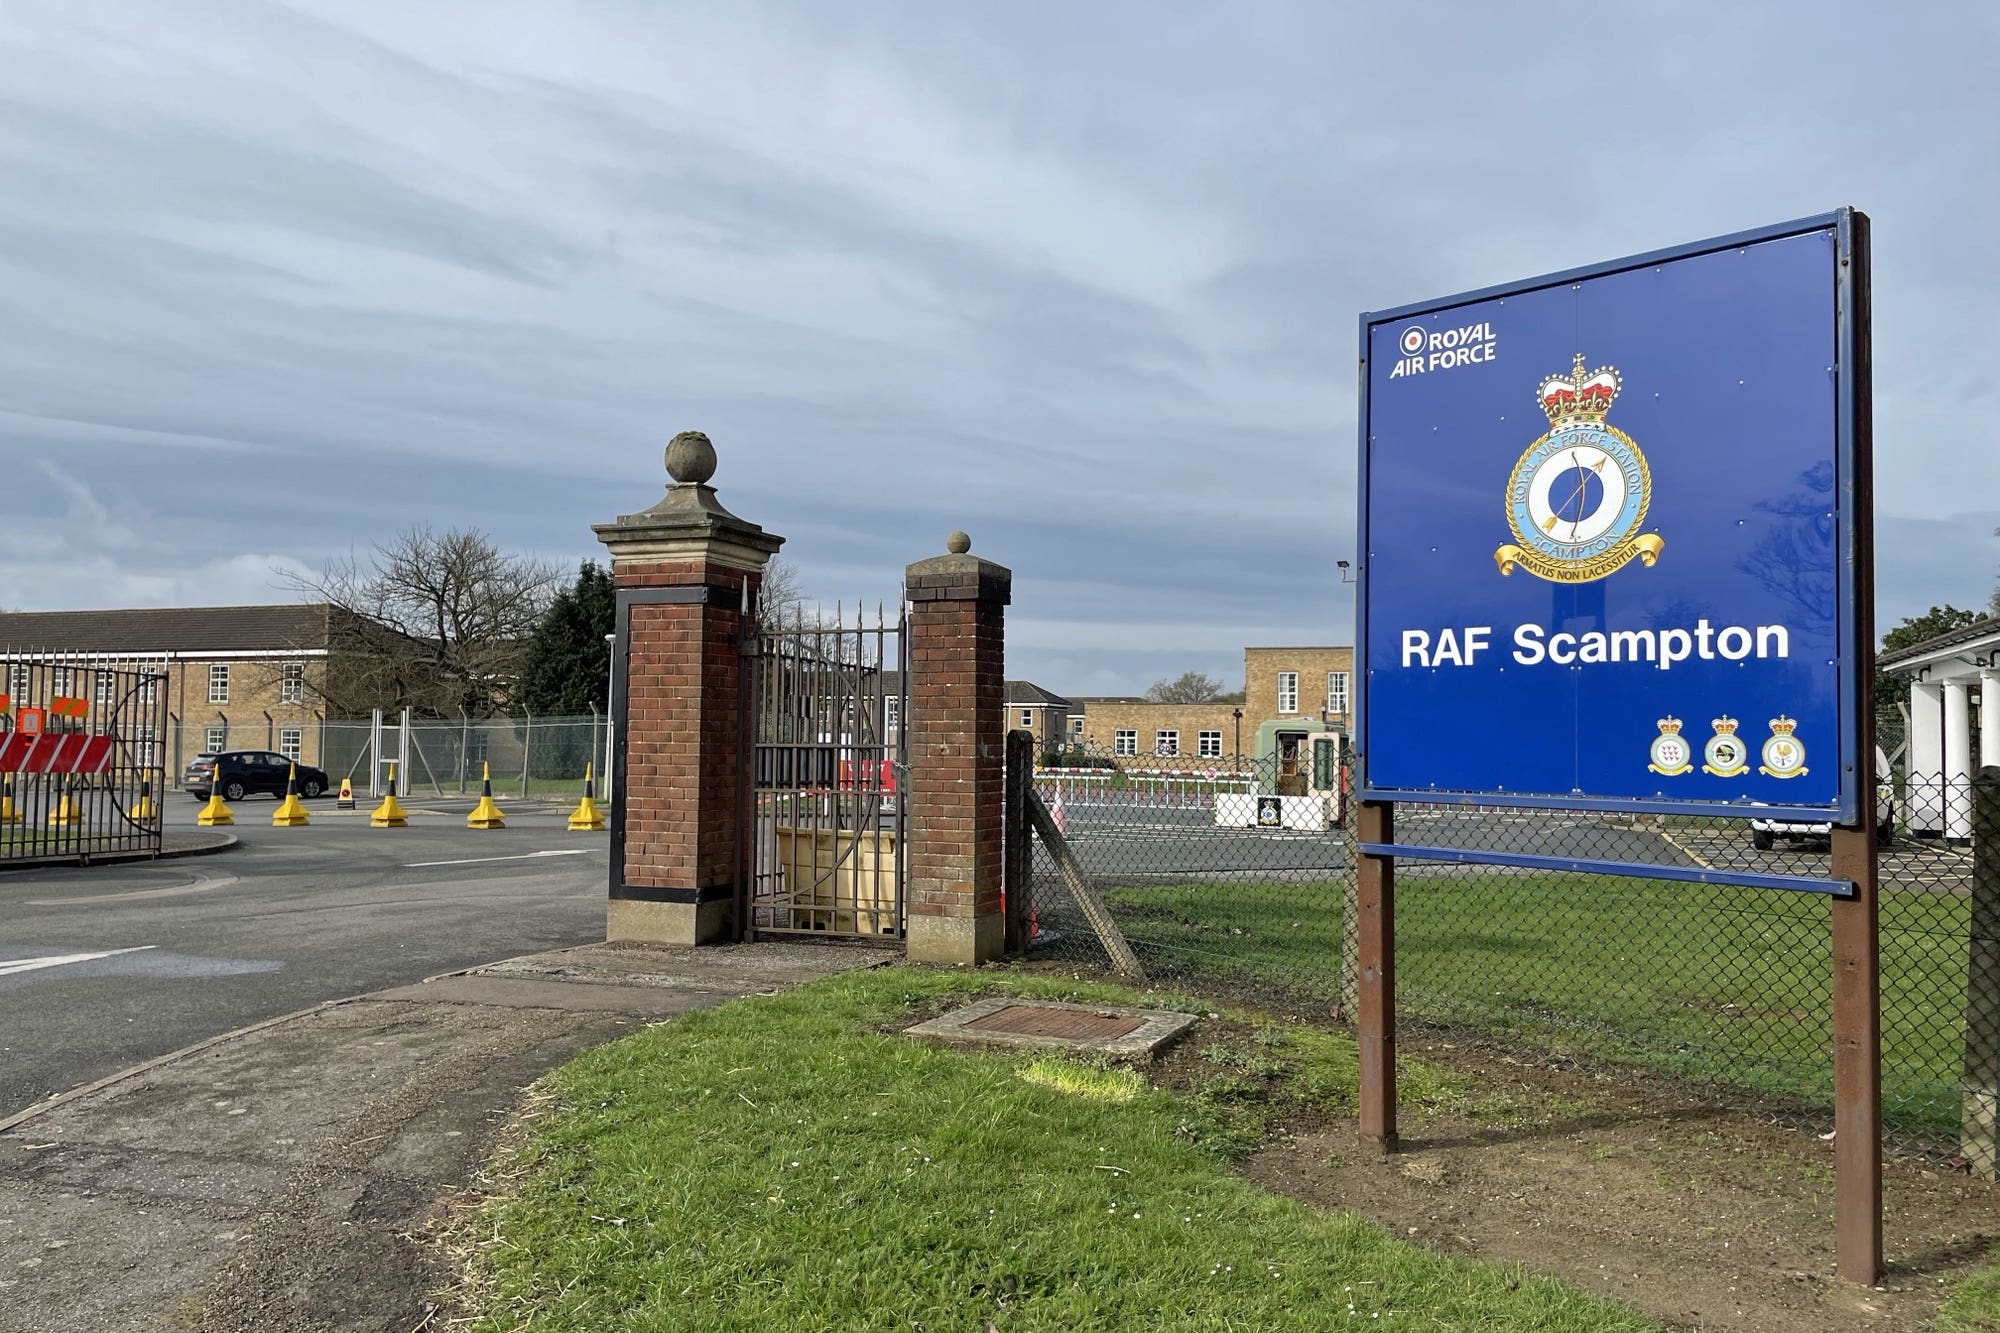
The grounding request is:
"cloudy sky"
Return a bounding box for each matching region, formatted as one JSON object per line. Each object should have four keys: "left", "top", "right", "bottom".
{"left": 1, "top": 1, "right": 1994, "bottom": 695}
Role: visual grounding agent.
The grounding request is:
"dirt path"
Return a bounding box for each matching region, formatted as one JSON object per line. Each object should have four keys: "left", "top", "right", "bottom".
{"left": 1243, "top": 1037, "right": 1998, "bottom": 1331}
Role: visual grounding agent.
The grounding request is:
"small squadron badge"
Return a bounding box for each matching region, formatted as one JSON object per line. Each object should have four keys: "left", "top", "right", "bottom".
{"left": 1647, "top": 716, "right": 1692, "bottom": 776}
{"left": 1495, "top": 354, "right": 1665, "bottom": 584}
{"left": 1758, "top": 716, "right": 1808, "bottom": 779}
{"left": 1701, "top": 716, "right": 1749, "bottom": 778}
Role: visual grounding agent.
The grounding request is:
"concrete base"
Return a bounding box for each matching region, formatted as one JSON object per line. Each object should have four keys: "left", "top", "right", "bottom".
{"left": 1966, "top": 1086, "right": 1998, "bottom": 1182}
{"left": 905, "top": 912, "right": 1003, "bottom": 966}
{"left": 607, "top": 897, "right": 732, "bottom": 947}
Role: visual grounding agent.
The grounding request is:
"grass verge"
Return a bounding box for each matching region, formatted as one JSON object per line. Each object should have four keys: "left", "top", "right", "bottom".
{"left": 1105, "top": 874, "right": 1970, "bottom": 1141}
{"left": 455, "top": 966, "right": 1654, "bottom": 1332}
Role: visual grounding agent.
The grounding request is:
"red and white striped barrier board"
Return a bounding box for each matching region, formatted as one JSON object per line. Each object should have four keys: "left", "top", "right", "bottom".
{"left": 0, "top": 732, "right": 115, "bottom": 775}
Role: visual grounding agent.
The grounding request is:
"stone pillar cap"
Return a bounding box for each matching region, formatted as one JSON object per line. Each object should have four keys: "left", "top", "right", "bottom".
{"left": 594, "top": 430, "right": 784, "bottom": 568}
{"left": 907, "top": 534, "right": 1010, "bottom": 605}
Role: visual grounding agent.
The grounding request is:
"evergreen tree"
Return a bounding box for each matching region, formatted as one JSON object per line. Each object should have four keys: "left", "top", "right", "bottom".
{"left": 519, "top": 562, "right": 616, "bottom": 715}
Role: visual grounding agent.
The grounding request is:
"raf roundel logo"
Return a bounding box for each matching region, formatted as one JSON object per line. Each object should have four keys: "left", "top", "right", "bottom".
{"left": 1494, "top": 354, "right": 1666, "bottom": 584}
{"left": 1399, "top": 326, "right": 1426, "bottom": 356}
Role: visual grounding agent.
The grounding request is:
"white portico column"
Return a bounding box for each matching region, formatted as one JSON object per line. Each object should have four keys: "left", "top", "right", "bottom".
{"left": 1910, "top": 681, "right": 1944, "bottom": 836}
{"left": 1983, "top": 670, "right": 2000, "bottom": 770}
{"left": 1947, "top": 680, "right": 1974, "bottom": 844}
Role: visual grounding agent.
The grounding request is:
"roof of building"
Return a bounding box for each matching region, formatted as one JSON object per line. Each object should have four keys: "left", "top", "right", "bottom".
{"left": 1878, "top": 614, "right": 2000, "bottom": 672}
{"left": 1006, "top": 680, "right": 1073, "bottom": 708}
{"left": 0, "top": 604, "right": 336, "bottom": 656}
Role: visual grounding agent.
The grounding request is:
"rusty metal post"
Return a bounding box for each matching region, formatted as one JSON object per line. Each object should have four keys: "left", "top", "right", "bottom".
{"left": 1965, "top": 765, "right": 2000, "bottom": 1180}
{"left": 1356, "top": 799, "right": 1397, "bottom": 1152}
{"left": 1004, "top": 729, "right": 1032, "bottom": 953}
{"left": 1830, "top": 207, "right": 1883, "bottom": 1288}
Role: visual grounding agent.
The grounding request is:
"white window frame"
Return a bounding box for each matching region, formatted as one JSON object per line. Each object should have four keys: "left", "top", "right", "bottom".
{"left": 1020, "top": 708, "right": 1034, "bottom": 729}
{"left": 208, "top": 663, "right": 230, "bottom": 704}
{"left": 138, "top": 668, "right": 158, "bottom": 706}
{"left": 1277, "top": 671, "right": 1298, "bottom": 714}
{"left": 280, "top": 661, "right": 305, "bottom": 705}
{"left": 95, "top": 670, "right": 115, "bottom": 706}
{"left": 51, "top": 667, "right": 71, "bottom": 696}
{"left": 204, "top": 726, "right": 227, "bottom": 753}
{"left": 1155, "top": 729, "right": 1179, "bottom": 757}
{"left": 884, "top": 695, "right": 900, "bottom": 733}
{"left": 135, "top": 724, "right": 158, "bottom": 768}
{"left": 1070, "top": 717, "right": 1084, "bottom": 737}
{"left": 7, "top": 664, "right": 25, "bottom": 698}
{"left": 279, "top": 727, "right": 303, "bottom": 761}
{"left": 1198, "top": 730, "right": 1222, "bottom": 758}
{"left": 1326, "top": 670, "right": 1350, "bottom": 715}
{"left": 1114, "top": 729, "right": 1138, "bottom": 757}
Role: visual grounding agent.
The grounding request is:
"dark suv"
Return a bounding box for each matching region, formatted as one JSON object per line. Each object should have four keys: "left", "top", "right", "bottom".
{"left": 185, "top": 750, "right": 330, "bottom": 801}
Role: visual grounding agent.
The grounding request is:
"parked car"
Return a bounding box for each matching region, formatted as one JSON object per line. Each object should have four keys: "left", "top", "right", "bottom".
{"left": 1749, "top": 745, "right": 1893, "bottom": 850}
{"left": 185, "top": 750, "right": 330, "bottom": 801}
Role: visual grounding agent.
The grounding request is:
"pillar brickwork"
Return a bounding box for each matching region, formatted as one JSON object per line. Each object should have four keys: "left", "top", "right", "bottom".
{"left": 594, "top": 431, "right": 781, "bottom": 946}
{"left": 903, "top": 532, "right": 1011, "bottom": 965}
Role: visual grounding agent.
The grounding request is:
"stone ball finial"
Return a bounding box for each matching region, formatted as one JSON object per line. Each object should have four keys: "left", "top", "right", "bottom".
{"left": 665, "top": 430, "right": 717, "bottom": 485}
{"left": 945, "top": 530, "right": 971, "bottom": 555}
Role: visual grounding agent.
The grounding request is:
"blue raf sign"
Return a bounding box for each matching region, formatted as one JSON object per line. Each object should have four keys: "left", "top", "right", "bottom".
{"left": 1356, "top": 212, "right": 1864, "bottom": 819}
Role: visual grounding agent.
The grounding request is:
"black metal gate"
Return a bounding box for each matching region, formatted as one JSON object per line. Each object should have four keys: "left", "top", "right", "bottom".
{"left": 0, "top": 652, "right": 169, "bottom": 863}
{"left": 744, "top": 604, "right": 906, "bottom": 938}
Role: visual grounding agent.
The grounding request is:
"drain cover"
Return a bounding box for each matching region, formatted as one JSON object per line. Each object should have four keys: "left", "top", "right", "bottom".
{"left": 904, "top": 996, "right": 1196, "bottom": 1057}
{"left": 964, "top": 1004, "right": 1144, "bottom": 1041}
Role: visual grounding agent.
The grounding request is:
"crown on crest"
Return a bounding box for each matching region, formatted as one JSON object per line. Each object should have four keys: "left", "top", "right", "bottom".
{"left": 1769, "top": 715, "right": 1797, "bottom": 736}
{"left": 1538, "top": 352, "right": 1620, "bottom": 426}
{"left": 1711, "top": 716, "right": 1739, "bottom": 736}
{"left": 1656, "top": 716, "right": 1683, "bottom": 735}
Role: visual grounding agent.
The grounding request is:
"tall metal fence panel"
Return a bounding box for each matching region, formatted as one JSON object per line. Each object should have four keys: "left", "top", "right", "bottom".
{"left": 157, "top": 713, "right": 610, "bottom": 801}
{"left": 1023, "top": 744, "right": 1994, "bottom": 1165}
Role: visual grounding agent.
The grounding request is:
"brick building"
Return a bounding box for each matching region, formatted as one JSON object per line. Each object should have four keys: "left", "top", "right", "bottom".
{"left": 0, "top": 604, "right": 339, "bottom": 773}
{"left": 1067, "top": 645, "right": 1354, "bottom": 769}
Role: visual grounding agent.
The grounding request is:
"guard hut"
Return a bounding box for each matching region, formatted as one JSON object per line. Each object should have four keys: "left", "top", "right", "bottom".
{"left": 1881, "top": 614, "right": 1999, "bottom": 845}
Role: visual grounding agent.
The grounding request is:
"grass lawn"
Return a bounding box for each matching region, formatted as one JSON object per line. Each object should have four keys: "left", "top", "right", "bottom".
{"left": 459, "top": 967, "right": 1661, "bottom": 1332}
{"left": 1105, "top": 875, "right": 1971, "bottom": 1143}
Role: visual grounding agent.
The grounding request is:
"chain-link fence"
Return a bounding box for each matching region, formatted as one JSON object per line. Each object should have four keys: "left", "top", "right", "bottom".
{"left": 157, "top": 713, "right": 610, "bottom": 801}
{"left": 1022, "top": 743, "right": 1996, "bottom": 1166}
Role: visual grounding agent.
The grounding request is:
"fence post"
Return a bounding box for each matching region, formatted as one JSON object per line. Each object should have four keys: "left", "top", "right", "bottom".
{"left": 521, "top": 708, "right": 534, "bottom": 799}
{"left": 1004, "top": 729, "right": 1032, "bottom": 953}
{"left": 1966, "top": 765, "right": 2000, "bottom": 1180}
{"left": 1356, "top": 800, "right": 1397, "bottom": 1154}
{"left": 459, "top": 709, "right": 470, "bottom": 794}
{"left": 369, "top": 708, "right": 382, "bottom": 797}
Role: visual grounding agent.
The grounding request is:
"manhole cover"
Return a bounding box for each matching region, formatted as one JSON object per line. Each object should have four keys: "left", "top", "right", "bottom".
{"left": 903, "top": 996, "right": 1196, "bottom": 1057}
{"left": 963, "top": 1004, "right": 1144, "bottom": 1041}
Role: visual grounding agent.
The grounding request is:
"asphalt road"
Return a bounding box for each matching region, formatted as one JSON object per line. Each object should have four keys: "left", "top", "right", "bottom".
{"left": 0, "top": 795, "right": 604, "bottom": 1119}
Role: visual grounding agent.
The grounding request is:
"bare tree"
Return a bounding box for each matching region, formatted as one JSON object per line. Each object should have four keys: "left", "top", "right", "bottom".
{"left": 760, "top": 556, "right": 806, "bottom": 619}
{"left": 283, "top": 527, "right": 563, "bottom": 717}
{"left": 1145, "top": 670, "right": 1226, "bottom": 703}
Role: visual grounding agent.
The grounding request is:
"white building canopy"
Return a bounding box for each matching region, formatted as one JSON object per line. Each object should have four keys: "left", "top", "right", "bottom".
{"left": 1880, "top": 614, "right": 2000, "bottom": 842}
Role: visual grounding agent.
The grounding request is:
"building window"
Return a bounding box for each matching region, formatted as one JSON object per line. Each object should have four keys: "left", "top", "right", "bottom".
{"left": 138, "top": 669, "right": 158, "bottom": 706}
{"left": 1114, "top": 729, "right": 1138, "bottom": 757}
{"left": 1198, "top": 730, "right": 1223, "bottom": 758}
{"left": 279, "top": 727, "right": 303, "bottom": 762}
{"left": 7, "top": 664, "right": 25, "bottom": 698}
{"left": 1277, "top": 671, "right": 1298, "bottom": 714}
{"left": 280, "top": 662, "right": 305, "bottom": 704}
{"left": 92, "top": 670, "right": 113, "bottom": 707}
{"left": 204, "top": 726, "right": 226, "bottom": 753}
{"left": 1071, "top": 717, "right": 1084, "bottom": 738}
{"left": 208, "top": 663, "right": 230, "bottom": 704}
{"left": 51, "top": 667, "right": 71, "bottom": 696}
{"left": 1155, "top": 730, "right": 1179, "bottom": 757}
{"left": 884, "top": 695, "right": 900, "bottom": 733}
{"left": 1020, "top": 709, "right": 1034, "bottom": 729}
{"left": 1326, "top": 671, "right": 1350, "bottom": 715}
{"left": 134, "top": 725, "right": 157, "bottom": 767}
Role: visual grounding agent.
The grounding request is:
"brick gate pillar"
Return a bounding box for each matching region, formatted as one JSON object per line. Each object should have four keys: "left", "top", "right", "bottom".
{"left": 594, "top": 431, "right": 782, "bottom": 946}
{"left": 903, "top": 531, "right": 1010, "bottom": 965}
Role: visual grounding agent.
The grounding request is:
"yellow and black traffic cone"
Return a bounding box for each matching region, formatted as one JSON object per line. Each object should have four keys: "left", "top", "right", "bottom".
{"left": 48, "top": 776, "right": 83, "bottom": 827}
{"left": 467, "top": 761, "right": 506, "bottom": 829}
{"left": 132, "top": 775, "right": 158, "bottom": 823}
{"left": 273, "top": 762, "right": 310, "bottom": 827}
{"left": 567, "top": 763, "right": 605, "bottom": 831}
{"left": 336, "top": 776, "right": 356, "bottom": 809}
{"left": 197, "top": 771, "right": 234, "bottom": 826}
{"left": 0, "top": 773, "right": 20, "bottom": 825}
{"left": 371, "top": 762, "right": 408, "bottom": 828}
